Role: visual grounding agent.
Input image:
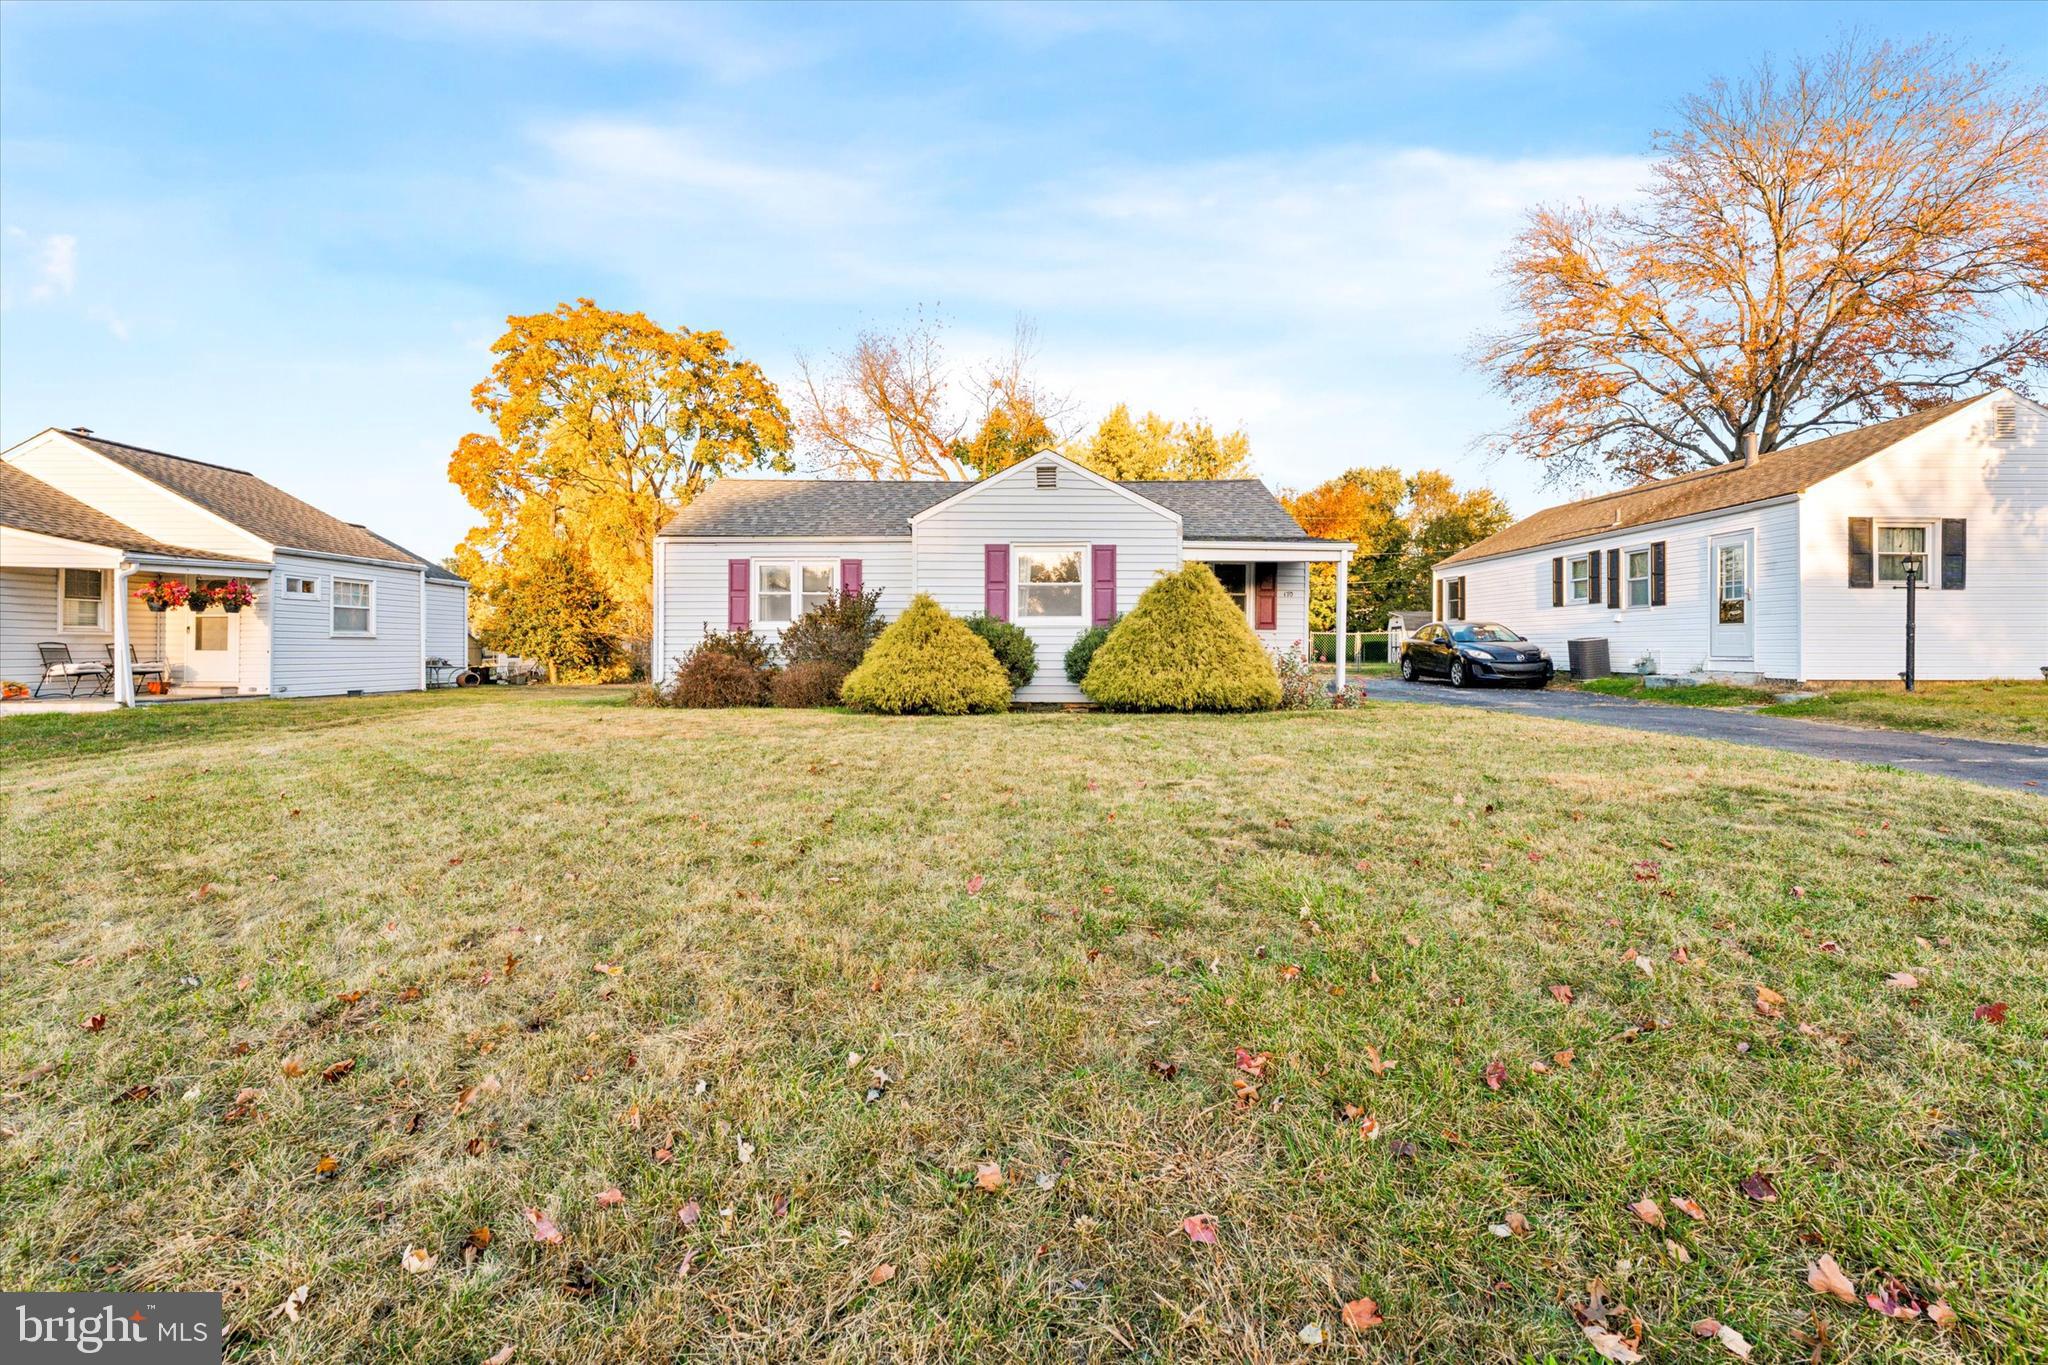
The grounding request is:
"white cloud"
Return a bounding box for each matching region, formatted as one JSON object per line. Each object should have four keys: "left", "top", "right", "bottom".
{"left": 1, "top": 229, "right": 77, "bottom": 307}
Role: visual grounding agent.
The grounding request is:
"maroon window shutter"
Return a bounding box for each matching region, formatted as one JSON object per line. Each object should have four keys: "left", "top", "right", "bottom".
{"left": 839, "top": 558, "right": 863, "bottom": 597}
{"left": 984, "top": 544, "right": 1010, "bottom": 621}
{"left": 1255, "top": 563, "right": 1278, "bottom": 631}
{"left": 1090, "top": 545, "right": 1117, "bottom": 625}
{"left": 727, "top": 559, "right": 750, "bottom": 631}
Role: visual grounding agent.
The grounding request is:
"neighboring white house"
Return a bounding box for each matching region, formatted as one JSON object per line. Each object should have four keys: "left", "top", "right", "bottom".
{"left": 654, "top": 451, "right": 1356, "bottom": 701}
{"left": 1, "top": 426, "right": 468, "bottom": 705}
{"left": 1430, "top": 390, "right": 2047, "bottom": 683}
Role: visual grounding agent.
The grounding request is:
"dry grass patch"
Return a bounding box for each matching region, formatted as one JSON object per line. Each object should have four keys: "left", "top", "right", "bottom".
{"left": 1, "top": 688, "right": 2043, "bottom": 1362}
{"left": 1759, "top": 679, "right": 2048, "bottom": 743}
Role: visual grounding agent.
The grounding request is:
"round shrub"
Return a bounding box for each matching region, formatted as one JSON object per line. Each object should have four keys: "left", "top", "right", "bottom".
{"left": 669, "top": 648, "right": 770, "bottom": 707}
{"left": 772, "top": 659, "right": 851, "bottom": 708}
{"left": 781, "top": 587, "right": 885, "bottom": 671}
{"left": 840, "top": 594, "right": 1012, "bottom": 716}
{"left": 964, "top": 614, "right": 1037, "bottom": 690}
{"left": 1064, "top": 621, "right": 1114, "bottom": 685}
{"left": 1081, "top": 564, "right": 1281, "bottom": 712}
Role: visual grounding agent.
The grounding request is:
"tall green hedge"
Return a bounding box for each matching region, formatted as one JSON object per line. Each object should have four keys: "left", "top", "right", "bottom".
{"left": 1081, "top": 564, "right": 1280, "bottom": 711}
{"left": 840, "top": 595, "right": 1013, "bottom": 715}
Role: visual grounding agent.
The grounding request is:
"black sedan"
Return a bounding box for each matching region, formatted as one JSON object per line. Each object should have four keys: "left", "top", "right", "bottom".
{"left": 1399, "top": 621, "right": 1554, "bottom": 688}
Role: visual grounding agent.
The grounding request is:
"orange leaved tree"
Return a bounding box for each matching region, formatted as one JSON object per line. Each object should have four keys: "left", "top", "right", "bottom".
{"left": 1475, "top": 39, "right": 2048, "bottom": 483}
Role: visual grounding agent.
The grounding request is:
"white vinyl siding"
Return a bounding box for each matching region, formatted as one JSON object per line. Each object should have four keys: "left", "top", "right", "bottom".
{"left": 425, "top": 581, "right": 469, "bottom": 664}
{"left": 656, "top": 538, "right": 914, "bottom": 680}
{"left": 1798, "top": 398, "right": 2047, "bottom": 680}
{"left": 1433, "top": 499, "right": 1802, "bottom": 680}
{"left": 5, "top": 433, "right": 270, "bottom": 559}
{"left": 269, "top": 552, "right": 423, "bottom": 696}
{"left": 913, "top": 471, "right": 1179, "bottom": 702}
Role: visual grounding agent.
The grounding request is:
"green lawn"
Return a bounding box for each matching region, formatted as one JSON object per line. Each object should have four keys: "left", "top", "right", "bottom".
{"left": 3, "top": 689, "right": 2043, "bottom": 1362}
{"left": 1566, "top": 676, "right": 1783, "bottom": 708}
{"left": 1758, "top": 681, "right": 2048, "bottom": 745}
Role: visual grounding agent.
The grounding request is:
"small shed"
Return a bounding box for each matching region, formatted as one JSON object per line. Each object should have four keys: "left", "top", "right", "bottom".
{"left": 1385, "top": 610, "right": 1430, "bottom": 658}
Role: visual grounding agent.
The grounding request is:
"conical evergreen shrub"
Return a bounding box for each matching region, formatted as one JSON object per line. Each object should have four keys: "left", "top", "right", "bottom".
{"left": 839, "top": 594, "right": 1014, "bottom": 715}
{"left": 1081, "top": 564, "right": 1281, "bottom": 711}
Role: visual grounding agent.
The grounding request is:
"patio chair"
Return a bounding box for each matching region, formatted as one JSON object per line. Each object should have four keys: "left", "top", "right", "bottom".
{"left": 108, "top": 643, "right": 168, "bottom": 694}
{"left": 34, "top": 642, "right": 113, "bottom": 698}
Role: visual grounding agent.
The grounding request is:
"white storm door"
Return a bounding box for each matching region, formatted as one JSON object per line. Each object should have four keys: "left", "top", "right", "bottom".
{"left": 1709, "top": 532, "right": 1754, "bottom": 661}
{"left": 186, "top": 608, "right": 239, "bottom": 684}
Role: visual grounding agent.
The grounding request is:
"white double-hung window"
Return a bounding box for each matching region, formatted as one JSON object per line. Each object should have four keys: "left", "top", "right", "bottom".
{"left": 331, "top": 578, "right": 374, "bottom": 635}
{"left": 1876, "top": 523, "right": 1931, "bottom": 583}
{"left": 1625, "top": 549, "right": 1652, "bottom": 607}
{"left": 1566, "top": 555, "right": 1592, "bottom": 604}
{"left": 61, "top": 569, "right": 108, "bottom": 629}
{"left": 755, "top": 561, "right": 836, "bottom": 625}
{"left": 1015, "top": 547, "right": 1084, "bottom": 621}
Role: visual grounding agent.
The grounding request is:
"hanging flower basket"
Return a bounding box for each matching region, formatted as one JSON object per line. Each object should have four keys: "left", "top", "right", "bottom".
{"left": 186, "top": 585, "right": 216, "bottom": 613}
{"left": 134, "top": 579, "right": 190, "bottom": 612}
{"left": 213, "top": 579, "right": 256, "bottom": 614}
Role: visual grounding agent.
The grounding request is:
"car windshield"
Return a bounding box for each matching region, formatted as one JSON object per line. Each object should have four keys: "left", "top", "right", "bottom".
{"left": 1452, "top": 623, "right": 1523, "bottom": 643}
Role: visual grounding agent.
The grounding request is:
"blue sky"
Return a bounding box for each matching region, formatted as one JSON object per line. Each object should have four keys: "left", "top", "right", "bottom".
{"left": 3, "top": 1, "right": 2039, "bottom": 560}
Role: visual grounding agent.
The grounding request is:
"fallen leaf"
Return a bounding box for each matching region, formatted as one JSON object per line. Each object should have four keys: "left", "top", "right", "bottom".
{"left": 1297, "top": 1321, "right": 1324, "bottom": 1345}
{"left": 1582, "top": 1324, "right": 1643, "bottom": 1363}
{"left": 1885, "top": 972, "right": 1920, "bottom": 990}
{"left": 1754, "top": 986, "right": 1786, "bottom": 1018}
{"left": 1147, "top": 1058, "right": 1179, "bottom": 1080}
{"left": 482, "top": 1349, "right": 515, "bottom": 1365}
{"left": 320, "top": 1058, "right": 356, "bottom": 1084}
{"left": 1927, "top": 1300, "right": 1957, "bottom": 1327}
{"left": 736, "top": 1136, "right": 755, "bottom": 1165}
{"left": 314, "top": 1155, "right": 339, "bottom": 1180}
{"left": 1629, "top": 1197, "right": 1665, "bottom": 1229}
{"left": 453, "top": 1075, "right": 501, "bottom": 1116}
{"left": 1549, "top": 984, "right": 1575, "bottom": 1004}
{"left": 1973, "top": 1001, "right": 2008, "bottom": 1024}
{"left": 280, "top": 1057, "right": 307, "bottom": 1078}
{"left": 1357, "top": 1115, "right": 1382, "bottom": 1141}
{"left": 975, "top": 1162, "right": 1005, "bottom": 1192}
{"left": 1866, "top": 1279, "right": 1924, "bottom": 1320}
{"left": 1806, "top": 1254, "right": 1857, "bottom": 1305}
{"left": 1364, "top": 1045, "right": 1396, "bottom": 1077}
{"left": 965, "top": 874, "right": 985, "bottom": 894}
{"left": 595, "top": 1188, "right": 625, "bottom": 1207}
{"left": 1341, "top": 1297, "right": 1382, "bottom": 1331}
{"left": 82, "top": 1013, "right": 107, "bottom": 1032}
{"left": 678, "top": 1200, "right": 700, "bottom": 1226}
{"left": 1673, "top": 1195, "right": 1706, "bottom": 1221}
{"left": 1740, "top": 1172, "right": 1779, "bottom": 1203}
{"left": 1481, "top": 1059, "right": 1507, "bottom": 1091}
{"left": 401, "top": 1245, "right": 437, "bottom": 1275}
{"left": 593, "top": 962, "right": 622, "bottom": 977}
{"left": 1181, "top": 1213, "right": 1217, "bottom": 1244}
{"left": 869, "top": 1263, "right": 896, "bottom": 1286}
{"left": 1234, "top": 1047, "right": 1270, "bottom": 1077}
{"left": 275, "top": 1283, "right": 309, "bottom": 1323}
{"left": 1489, "top": 1211, "right": 1531, "bottom": 1238}
{"left": 523, "top": 1207, "right": 562, "bottom": 1245}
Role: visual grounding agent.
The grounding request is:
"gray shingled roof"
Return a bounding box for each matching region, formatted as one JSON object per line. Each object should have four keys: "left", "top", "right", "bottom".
{"left": 63, "top": 431, "right": 416, "bottom": 565}
{"left": 0, "top": 462, "right": 229, "bottom": 560}
{"left": 659, "top": 472, "right": 1324, "bottom": 541}
{"left": 359, "top": 528, "right": 469, "bottom": 584}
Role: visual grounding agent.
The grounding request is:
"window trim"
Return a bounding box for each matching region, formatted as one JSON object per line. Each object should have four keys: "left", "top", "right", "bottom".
{"left": 1874, "top": 519, "right": 1936, "bottom": 585}
{"left": 752, "top": 559, "right": 838, "bottom": 627}
{"left": 1444, "top": 575, "right": 1466, "bottom": 621}
{"left": 1565, "top": 554, "right": 1592, "bottom": 605}
{"left": 1624, "top": 546, "right": 1653, "bottom": 609}
{"left": 1012, "top": 544, "right": 1088, "bottom": 624}
{"left": 1204, "top": 561, "right": 1256, "bottom": 625}
{"left": 57, "top": 567, "right": 110, "bottom": 632}
{"left": 330, "top": 576, "right": 376, "bottom": 637}
{"left": 283, "top": 575, "right": 321, "bottom": 599}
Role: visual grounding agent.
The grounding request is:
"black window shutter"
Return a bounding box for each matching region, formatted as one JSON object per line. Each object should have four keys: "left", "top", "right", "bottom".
{"left": 1607, "top": 549, "right": 1621, "bottom": 607}
{"left": 1650, "top": 541, "right": 1667, "bottom": 606}
{"left": 1848, "top": 517, "right": 1874, "bottom": 588}
{"left": 1552, "top": 557, "right": 1563, "bottom": 608}
{"left": 1588, "top": 554, "right": 1601, "bottom": 605}
{"left": 1458, "top": 576, "right": 1469, "bottom": 619}
{"left": 1941, "top": 519, "right": 1966, "bottom": 589}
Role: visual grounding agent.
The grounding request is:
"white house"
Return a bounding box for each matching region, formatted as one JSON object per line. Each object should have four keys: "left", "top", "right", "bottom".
{"left": 654, "top": 451, "right": 1355, "bottom": 701}
{"left": 1, "top": 427, "right": 469, "bottom": 705}
{"left": 1430, "top": 390, "right": 2047, "bottom": 683}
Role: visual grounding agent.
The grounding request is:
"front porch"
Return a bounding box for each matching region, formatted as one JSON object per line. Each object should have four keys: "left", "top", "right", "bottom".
{"left": 1182, "top": 539, "right": 1356, "bottom": 687}
{"left": 0, "top": 542, "right": 273, "bottom": 707}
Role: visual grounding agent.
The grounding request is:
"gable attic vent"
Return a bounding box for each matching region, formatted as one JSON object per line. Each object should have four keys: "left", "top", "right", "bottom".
{"left": 1035, "top": 463, "right": 1058, "bottom": 489}
{"left": 1994, "top": 402, "right": 2017, "bottom": 440}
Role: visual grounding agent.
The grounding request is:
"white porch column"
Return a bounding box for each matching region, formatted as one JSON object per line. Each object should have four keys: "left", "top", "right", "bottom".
{"left": 113, "top": 562, "right": 135, "bottom": 706}
{"left": 1334, "top": 552, "right": 1349, "bottom": 692}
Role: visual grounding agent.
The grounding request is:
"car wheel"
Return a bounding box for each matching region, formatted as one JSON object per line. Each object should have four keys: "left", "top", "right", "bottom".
{"left": 1399, "top": 654, "right": 1416, "bottom": 682}
{"left": 1449, "top": 659, "right": 1468, "bottom": 688}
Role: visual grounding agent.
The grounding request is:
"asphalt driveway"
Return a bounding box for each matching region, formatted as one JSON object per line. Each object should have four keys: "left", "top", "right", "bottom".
{"left": 1367, "top": 676, "right": 2048, "bottom": 795}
